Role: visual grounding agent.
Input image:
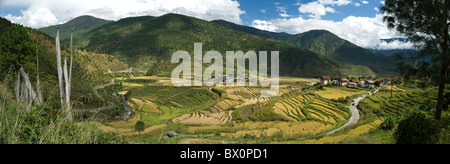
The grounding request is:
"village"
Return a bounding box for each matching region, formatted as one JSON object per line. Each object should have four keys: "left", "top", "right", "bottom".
{"left": 312, "top": 76, "right": 392, "bottom": 89}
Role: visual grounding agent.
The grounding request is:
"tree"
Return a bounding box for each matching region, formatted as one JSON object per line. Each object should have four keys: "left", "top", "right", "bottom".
{"left": 382, "top": 0, "right": 450, "bottom": 120}
{"left": 0, "top": 23, "right": 42, "bottom": 108}
{"left": 135, "top": 120, "right": 145, "bottom": 137}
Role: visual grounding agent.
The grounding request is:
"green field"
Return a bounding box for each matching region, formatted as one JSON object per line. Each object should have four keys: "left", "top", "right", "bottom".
{"left": 126, "top": 86, "right": 217, "bottom": 127}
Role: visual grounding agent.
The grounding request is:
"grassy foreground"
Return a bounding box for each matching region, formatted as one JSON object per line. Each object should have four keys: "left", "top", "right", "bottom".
{"left": 0, "top": 82, "right": 126, "bottom": 144}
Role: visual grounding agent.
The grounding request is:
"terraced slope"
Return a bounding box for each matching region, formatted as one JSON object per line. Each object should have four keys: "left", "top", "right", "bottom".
{"left": 227, "top": 87, "right": 273, "bottom": 108}
{"left": 126, "top": 86, "right": 218, "bottom": 126}
{"left": 358, "top": 86, "right": 427, "bottom": 117}
{"left": 273, "top": 94, "right": 349, "bottom": 124}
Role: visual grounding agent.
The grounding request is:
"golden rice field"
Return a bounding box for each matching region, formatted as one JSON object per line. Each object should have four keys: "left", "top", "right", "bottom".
{"left": 273, "top": 120, "right": 382, "bottom": 144}
{"left": 173, "top": 111, "right": 233, "bottom": 125}
{"left": 315, "top": 87, "right": 368, "bottom": 99}
{"left": 385, "top": 85, "right": 406, "bottom": 92}
{"left": 187, "top": 121, "right": 334, "bottom": 139}
{"left": 273, "top": 94, "right": 349, "bottom": 124}
{"left": 95, "top": 76, "right": 387, "bottom": 143}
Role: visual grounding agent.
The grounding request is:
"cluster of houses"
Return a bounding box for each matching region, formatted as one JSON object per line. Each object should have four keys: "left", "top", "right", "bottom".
{"left": 319, "top": 76, "right": 392, "bottom": 88}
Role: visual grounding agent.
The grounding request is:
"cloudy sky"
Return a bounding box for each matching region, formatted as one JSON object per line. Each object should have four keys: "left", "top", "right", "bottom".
{"left": 0, "top": 0, "right": 414, "bottom": 50}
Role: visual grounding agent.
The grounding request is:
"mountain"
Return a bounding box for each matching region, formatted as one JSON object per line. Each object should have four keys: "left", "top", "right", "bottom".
{"left": 38, "top": 14, "right": 375, "bottom": 77}
{"left": 39, "top": 15, "right": 112, "bottom": 44}
{"left": 212, "top": 20, "right": 397, "bottom": 75}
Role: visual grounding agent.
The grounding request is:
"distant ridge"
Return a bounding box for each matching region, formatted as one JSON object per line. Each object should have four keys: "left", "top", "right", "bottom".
{"left": 213, "top": 20, "right": 397, "bottom": 75}
{"left": 38, "top": 15, "right": 112, "bottom": 44}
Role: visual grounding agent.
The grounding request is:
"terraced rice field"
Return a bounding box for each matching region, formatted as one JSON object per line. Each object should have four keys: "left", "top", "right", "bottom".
{"left": 125, "top": 86, "right": 218, "bottom": 126}
{"left": 131, "top": 86, "right": 217, "bottom": 110}
{"left": 227, "top": 87, "right": 273, "bottom": 108}
{"left": 358, "top": 88, "right": 426, "bottom": 117}
{"left": 273, "top": 94, "right": 349, "bottom": 124}
{"left": 215, "top": 99, "right": 242, "bottom": 111}
{"left": 385, "top": 85, "right": 406, "bottom": 92}
{"left": 173, "top": 111, "right": 233, "bottom": 125}
{"left": 315, "top": 87, "right": 367, "bottom": 99}
{"left": 215, "top": 121, "right": 333, "bottom": 138}
{"left": 273, "top": 120, "right": 383, "bottom": 144}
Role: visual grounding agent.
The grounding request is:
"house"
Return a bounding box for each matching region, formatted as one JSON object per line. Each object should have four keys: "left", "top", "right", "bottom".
{"left": 350, "top": 79, "right": 361, "bottom": 86}
{"left": 332, "top": 80, "right": 338, "bottom": 85}
{"left": 383, "top": 77, "right": 392, "bottom": 84}
{"left": 321, "top": 76, "right": 332, "bottom": 85}
{"left": 362, "top": 80, "right": 375, "bottom": 88}
{"left": 348, "top": 82, "right": 357, "bottom": 87}
{"left": 166, "top": 131, "right": 178, "bottom": 138}
{"left": 338, "top": 78, "right": 349, "bottom": 86}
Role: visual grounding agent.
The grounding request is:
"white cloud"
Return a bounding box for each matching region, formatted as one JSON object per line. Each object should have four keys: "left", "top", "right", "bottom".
{"left": 263, "top": 14, "right": 412, "bottom": 50}
{"left": 298, "top": 1, "right": 335, "bottom": 19}
{"left": 1, "top": 0, "right": 245, "bottom": 28}
{"left": 318, "top": 0, "right": 352, "bottom": 6}
{"left": 376, "top": 40, "right": 415, "bottom": 50}
{"left": 354, "top": 3, "right": 361, "bottom": 7}
{"left": 5, "top": 6, "right": 58, "bottom": 28}
{"left": 275, "top": 4, "right": 292, "bottom": 18}
{"left": 260, "top": 9, "right": 266, "bottom": 14}
{"left": 361, "top": 1, "right": 369, "bottom": 4}
{"left": 251, "top": 20, "right": 278, "bottom": 32}
{"left": 374, "top": 7, "right": 380, "bottom": 12}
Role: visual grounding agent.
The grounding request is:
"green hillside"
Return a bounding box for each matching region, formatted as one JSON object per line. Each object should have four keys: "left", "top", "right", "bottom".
{"left": 0, "top": 17, "right": 111, "bottom": 105}
{"left": 285, "top": 30, "right": 397, "bottom": 74}
{"left": 41, "top": 14, "right": 374, "bottom": 77}
{"left": 38, "top": 15, "right": 112, "bottom": 44}
{"left": 212, "top": 20, "right": 397, "bottom": 75}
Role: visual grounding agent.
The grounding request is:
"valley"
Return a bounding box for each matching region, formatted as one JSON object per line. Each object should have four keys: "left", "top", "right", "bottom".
{"left": 1, "top": 10, "right": 449, "bottom": 145}
{"left": 88, "top": 75, "right": 393, "bottom": 144}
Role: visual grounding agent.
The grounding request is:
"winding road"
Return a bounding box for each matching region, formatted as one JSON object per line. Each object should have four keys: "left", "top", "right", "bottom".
{"left": 326, "top": 86, "right": 385, "bottom": 135}
{"left": 76, "top": 80, "right": 115, "bottom": 112}
{"left": 74, "top": 80, "right": 132, "bottom": 120}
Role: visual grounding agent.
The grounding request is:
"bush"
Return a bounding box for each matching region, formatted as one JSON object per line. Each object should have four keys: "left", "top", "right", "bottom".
{"left": 379, "top": 117, "right": 396, "bottom": 131}
{"left": 394, "top": 111, "right": 449, "bottom": 144}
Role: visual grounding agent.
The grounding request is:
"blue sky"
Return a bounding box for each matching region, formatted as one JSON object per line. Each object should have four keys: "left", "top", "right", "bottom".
{"left": 238, "top": 0, "right": 384, "bottom": 25}
{"left": 0, "top": 0, "right": 412, "bottom": 49}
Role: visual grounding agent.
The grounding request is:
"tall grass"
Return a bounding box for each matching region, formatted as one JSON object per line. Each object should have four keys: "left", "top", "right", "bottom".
{"left": 0, "top": 81, "right": 126, "bottom": 144}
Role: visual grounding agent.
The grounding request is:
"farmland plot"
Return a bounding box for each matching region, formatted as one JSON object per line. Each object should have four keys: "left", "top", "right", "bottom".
{"left": 273, "top": 94, "right": 349, "bottom": 124}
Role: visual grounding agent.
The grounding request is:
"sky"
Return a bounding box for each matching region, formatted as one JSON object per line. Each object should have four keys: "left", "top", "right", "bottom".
{"left": 0, "top": 0, "right": 415, "bottom": 50}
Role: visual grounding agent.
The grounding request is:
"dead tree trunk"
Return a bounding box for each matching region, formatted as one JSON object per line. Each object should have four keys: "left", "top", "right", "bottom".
{"left": 55, "top": 27, "right": 73, "bottom": 121}
{"left": 19, "top": 66, "right": 41, "bottom": 106}
{"left": 15, "top": 72, "right": 20, "bottom": 103}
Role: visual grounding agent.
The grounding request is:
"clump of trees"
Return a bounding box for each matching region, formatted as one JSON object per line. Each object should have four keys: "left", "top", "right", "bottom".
{"left": 382, "top": 0, "right": 449, "bottom": 121}
{"left": 0, "top": 23, "right": 42, "bottom": 109}
{"left": 381, "top": 0, "right": 450, "bottom": 143}
{"left": 0, "top": 20, "right": 75, "bottom": 121}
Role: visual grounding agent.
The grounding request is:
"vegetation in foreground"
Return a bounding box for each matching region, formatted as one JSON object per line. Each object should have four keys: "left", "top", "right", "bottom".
{"left": 0, "top": 82, "right": 126, "bottom": 144}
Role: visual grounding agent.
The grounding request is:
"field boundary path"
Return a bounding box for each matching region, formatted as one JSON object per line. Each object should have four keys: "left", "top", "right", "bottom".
{"left": 326, "top": 85, "right": 385, "bottom": 135}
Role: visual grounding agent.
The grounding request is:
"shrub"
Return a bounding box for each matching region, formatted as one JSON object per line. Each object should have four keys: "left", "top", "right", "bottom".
{"left": 379, "top": 117, "right": 396, "bottom": 131}
{"left": 394, "top": 111, "right": 449, "bottom": 144}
